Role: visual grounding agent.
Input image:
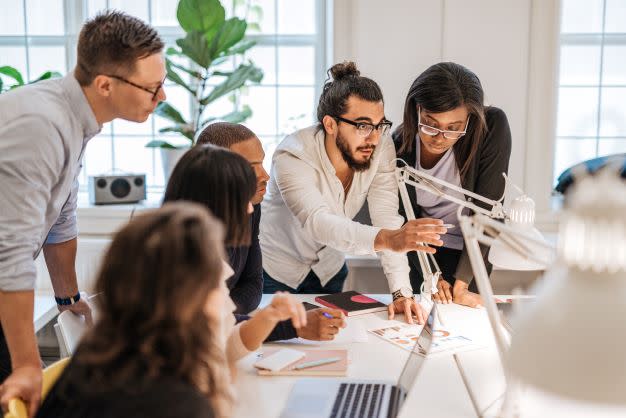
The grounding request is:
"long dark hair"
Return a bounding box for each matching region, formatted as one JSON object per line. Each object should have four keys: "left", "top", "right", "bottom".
{"left": 70, "top": 203, "right": 233, "bottom": 416}
{"left": 317, "top": 61, "right": 384, "bottom": 130}
{"left": 397, "top": 62, "right": 487, "bottom": 180}
{"left": 163, "top": 144, "right": 256, "bottom": 247}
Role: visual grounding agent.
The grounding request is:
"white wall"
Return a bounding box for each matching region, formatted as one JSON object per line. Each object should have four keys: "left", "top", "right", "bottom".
{"left": 333, "top": 0, "right": 561, "bottom": 224}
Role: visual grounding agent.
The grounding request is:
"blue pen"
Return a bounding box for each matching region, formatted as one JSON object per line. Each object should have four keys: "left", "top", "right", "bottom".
{"left": 322, "top": 312, "right": 334, "bottom": 319}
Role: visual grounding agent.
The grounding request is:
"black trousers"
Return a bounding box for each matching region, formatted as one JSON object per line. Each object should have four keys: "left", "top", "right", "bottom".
{"left": 407, "top": 247, "right": 478, "bottom": 294}
{"left": 0, "top": 324, "right": 12, "bottom": 383}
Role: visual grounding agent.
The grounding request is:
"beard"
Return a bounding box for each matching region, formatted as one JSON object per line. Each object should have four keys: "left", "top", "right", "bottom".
{"left": 336, "top": 133, "right": 376, "bottom": 172}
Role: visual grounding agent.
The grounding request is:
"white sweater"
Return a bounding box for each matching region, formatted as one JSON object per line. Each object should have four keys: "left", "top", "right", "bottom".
{"left": 260, "top": 125, "right": 411, "bottom": 293}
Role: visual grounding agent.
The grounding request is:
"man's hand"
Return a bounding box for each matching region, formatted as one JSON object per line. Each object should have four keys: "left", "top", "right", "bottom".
{"left": 58, "top": 299, "right": 93, "bottom": 326}
{"left": 387, "top": 297, "right": 427, "bottom": 325}
{"left": 264, "top": 292, "right": 308, "bottom": 329}
{"left": 375, "top": 218, "right": 446, "bottom": 253}
{"left": 432, "top": 279, "right": 453, "bottom": 304}
{"left": 452, "top": 279, "right": 483, "bottom": 308}
{"left": 296, "top": 308, "right": 346, "bottom": 341}
{"left": 0, "top": 365, "right": 42, "bottom": 418}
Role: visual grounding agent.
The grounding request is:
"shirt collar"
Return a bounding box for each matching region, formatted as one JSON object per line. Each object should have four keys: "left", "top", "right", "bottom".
{"left": 61, "top": 73, "right": 102, "bottom": 140}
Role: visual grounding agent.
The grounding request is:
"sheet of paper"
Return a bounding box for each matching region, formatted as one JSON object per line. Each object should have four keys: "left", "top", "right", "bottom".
{"left": 368, "top": 322, "right": 482, "bottom": 356}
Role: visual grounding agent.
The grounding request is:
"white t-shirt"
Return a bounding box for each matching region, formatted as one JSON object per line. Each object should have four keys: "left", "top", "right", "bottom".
{"left": 414, "top": 141, "right": 467, "bottom": 250}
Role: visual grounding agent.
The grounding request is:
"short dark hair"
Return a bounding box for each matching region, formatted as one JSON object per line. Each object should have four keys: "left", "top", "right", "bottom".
{"left": 317, "top": 61, "right": 384, "bottom": 131}
{"left": 196, "top": 122, "right": 257, "bottom": 149}
{"left": 75, "top": 10, "right": 164, "bottom": 86}
{"left": 396, "top": 62, "right": 487, "bottom": 180}
{"left": 163, "top": 145, "right": 256, "bottom": 247}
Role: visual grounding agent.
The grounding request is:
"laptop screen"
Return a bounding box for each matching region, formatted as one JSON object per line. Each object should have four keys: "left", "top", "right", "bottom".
{"left": 395, "top": 304, "right": 436, "bottom": 393}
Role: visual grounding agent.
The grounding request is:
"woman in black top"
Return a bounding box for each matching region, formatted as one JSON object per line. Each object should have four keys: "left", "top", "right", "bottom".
{"left": 163, "top": 141, "right": 345, "bottom": 344}
{"left": 393, "top": 62, "right": 512, "bottom": 308}
{"left": 37, "top": 203, "right": 234, "bottom": 418}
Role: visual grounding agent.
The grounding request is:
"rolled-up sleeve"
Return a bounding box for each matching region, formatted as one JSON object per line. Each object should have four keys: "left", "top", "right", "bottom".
{"left": 367, "top": 137, "right": 412, "bottom": 292}
{"left": 45, "top": 178, "right": 78, "bottom": 244}
{"left": 273, "top": 152, "right": 380, "bottom": 256}
{"left": 0, "top": 115, "right": 63, "bottom": 291}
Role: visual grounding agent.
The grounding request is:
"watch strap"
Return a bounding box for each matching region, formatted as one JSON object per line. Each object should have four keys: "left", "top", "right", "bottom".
{"left": 55, "top": 292, "right": 81, "bottom": 306}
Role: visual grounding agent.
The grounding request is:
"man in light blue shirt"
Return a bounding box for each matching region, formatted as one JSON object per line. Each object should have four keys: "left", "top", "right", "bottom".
{"left": 0, "top": 11, "right": 166, "bottom": 415}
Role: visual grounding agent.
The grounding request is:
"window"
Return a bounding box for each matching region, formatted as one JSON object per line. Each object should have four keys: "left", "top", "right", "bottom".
{"left": 0, "top": 0, "right": 328, "bottom": 190}
{"left": 554, "top": 0, "right": 626, "bottom": 184}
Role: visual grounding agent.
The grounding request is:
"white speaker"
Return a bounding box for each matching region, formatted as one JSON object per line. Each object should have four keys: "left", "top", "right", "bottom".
{"left": 88, "top": 174, "right": 147, "bottom": 205}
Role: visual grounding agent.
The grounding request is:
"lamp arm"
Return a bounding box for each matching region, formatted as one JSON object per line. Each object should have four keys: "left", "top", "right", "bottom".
{"left": 395, "top": 160, "right": 506, "bottom": 219}
{"left": 459, "top": 215, "right": 511, "bottom": 372}
{"left": 396, "top": 167, "right": 441, "bottom": 299}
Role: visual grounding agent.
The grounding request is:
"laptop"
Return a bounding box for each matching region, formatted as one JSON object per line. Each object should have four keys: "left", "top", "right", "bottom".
{"left": 280, "top": 304, "right": 436, "bottom": 418}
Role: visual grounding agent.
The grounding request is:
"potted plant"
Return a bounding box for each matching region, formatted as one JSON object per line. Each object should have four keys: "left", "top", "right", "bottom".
{"left": 147, "top": 0, "right": 263, "bottom": 180}
{"left": 0, "top": 66, "right": 62, "bottom": 93}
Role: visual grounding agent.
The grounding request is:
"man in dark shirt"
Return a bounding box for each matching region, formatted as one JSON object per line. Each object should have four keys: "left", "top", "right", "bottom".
{"left": 197, "top": 123, "right": 345, "bottom": 341}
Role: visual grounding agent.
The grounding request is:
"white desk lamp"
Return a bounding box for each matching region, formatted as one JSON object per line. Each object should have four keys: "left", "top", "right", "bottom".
{"left": 395, "top": 159, "right": 549, "bottom": 301}
{"left": 507, "top": 168, "right": 626, "bottom": 405}
{"left": 395, "top": 158, "right": 556, "bottom": 416}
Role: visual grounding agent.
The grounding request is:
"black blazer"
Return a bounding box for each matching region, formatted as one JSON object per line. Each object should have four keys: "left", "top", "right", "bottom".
{"left": 393, "top": 106, "right": 512, "bottom": 284}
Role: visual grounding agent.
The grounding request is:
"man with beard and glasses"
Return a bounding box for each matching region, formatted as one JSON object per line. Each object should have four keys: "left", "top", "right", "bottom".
{"left": 259, "top": 62, "right": 447, "bottom": 325}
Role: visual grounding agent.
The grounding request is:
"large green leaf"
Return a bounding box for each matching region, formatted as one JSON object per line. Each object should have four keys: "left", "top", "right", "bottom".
{"left": 31, "top": 71, "right": 62, "bottom": 83}
{"left": 200, "top": 104, "right": 252, "bottom": 128}
{"left": 0, "top": 66, "right": 24, "bottom": 85}
{"left": 166, "top": 58, "right": 202, "bottom": 80}
{"left": 219, "top": 105, "right": 252, "bottom": 123}
{"left": 222, "top": 39, "right": 256, "bottom": 57}
{"left": 176, "top": 31, "right": 211, "bottom": 69}
{"left": 154, "top": 101, "right": 188, "bottom": 125}
{"left": 176, "top": 0, "right": 224, "bottom": 34}
{"left": 200, "top": 63, "right": 263, "bottom": 105}
{"left": 165, "top": 59, "right": 195, "bottom": 94}
{"left": 157, "top": 126, "right": 195, "bottom": 141}
{"left": 166, "top": 46, "right": 182, "bottom": 56}
{"left": 207, "top": 18, "right": 247, "bottom": 60}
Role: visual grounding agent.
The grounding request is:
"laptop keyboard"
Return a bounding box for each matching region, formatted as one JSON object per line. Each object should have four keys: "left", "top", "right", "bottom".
{"left": 329, "top": 383, "right": 386, "bottom": 418}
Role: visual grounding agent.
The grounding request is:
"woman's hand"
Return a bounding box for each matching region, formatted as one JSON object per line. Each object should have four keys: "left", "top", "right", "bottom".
{"left": 432, "top": 278, "right": 453, "bottom": 304}
{"left": 452, "top": 279, "right": 483, "bottom": 308}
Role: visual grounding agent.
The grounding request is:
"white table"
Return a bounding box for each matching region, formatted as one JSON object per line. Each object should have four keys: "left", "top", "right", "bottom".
{"left": 34, "top": 293, "right": 57, "bottom": 333}
{"left": 233, "top": 294, "right": 506, "bottom": 418}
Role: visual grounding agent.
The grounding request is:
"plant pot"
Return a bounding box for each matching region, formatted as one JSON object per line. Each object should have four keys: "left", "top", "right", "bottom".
{"left": 160, "top": 147, "right": 189, "bottom": 183}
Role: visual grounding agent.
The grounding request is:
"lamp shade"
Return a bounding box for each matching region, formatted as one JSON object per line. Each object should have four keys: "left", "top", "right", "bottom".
{"left": 488, "top": 226, "right": 552, "bottom": 270}
{"left": 507, "top": 170, "right": 626, "bottom": 404}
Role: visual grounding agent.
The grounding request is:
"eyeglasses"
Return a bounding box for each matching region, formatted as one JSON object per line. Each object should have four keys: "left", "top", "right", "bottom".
{"left": 333, "top": 116, "right": 393, "bottom": 137}
{"left": 418, "top": 107, "right": 470, "bottom": 140}
{"left": 106, "top": 74, "right": 166, "bottom": 101}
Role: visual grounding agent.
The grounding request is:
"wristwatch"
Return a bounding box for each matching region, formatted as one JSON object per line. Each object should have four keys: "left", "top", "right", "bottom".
{"left": 55, "top": 292, "right": 81, "bottom": 306}
{"left": 392, "top": 287, "right": 414, "bottom": 301}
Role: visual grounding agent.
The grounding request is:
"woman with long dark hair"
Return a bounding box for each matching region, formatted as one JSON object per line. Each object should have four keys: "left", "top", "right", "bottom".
{"left": 36, "top": 203, "right": 234, "bottom": 418}
{"left": 163, "top": 144, "right": 320, "bottom": 356}
{"left": 394, "top": 62, "right": 512, "bottom": 308}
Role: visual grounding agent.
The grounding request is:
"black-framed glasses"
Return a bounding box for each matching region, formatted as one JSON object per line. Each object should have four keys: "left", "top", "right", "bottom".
{"left": 418, "top": 107, "right": 469, "bottom": 140}
{"left": 333, "top": 115, "right": 393, "bottom": 137}
{"left": 106, "top": 74, "right": 165, "bottom": 101}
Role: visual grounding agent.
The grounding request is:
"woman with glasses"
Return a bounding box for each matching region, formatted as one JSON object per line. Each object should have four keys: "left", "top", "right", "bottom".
{"left": 393, "top": 62, "right": 512, "bottom": 308}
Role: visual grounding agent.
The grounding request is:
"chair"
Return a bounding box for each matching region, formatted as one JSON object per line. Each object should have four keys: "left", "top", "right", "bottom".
{"left": 4, "top": 357, "right": 70, "bottom": 418}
